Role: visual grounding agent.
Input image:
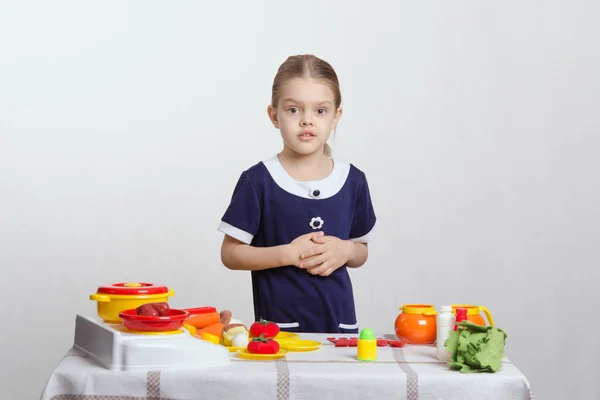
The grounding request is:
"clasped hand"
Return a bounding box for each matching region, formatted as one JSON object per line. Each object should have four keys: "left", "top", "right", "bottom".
{"left": 287, "top": 231, "right": 354, "bottom": 277}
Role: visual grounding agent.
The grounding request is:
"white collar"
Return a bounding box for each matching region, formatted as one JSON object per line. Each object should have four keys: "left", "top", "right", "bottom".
{"left": 262, "top": 155, "right": 350, "bottom": 200}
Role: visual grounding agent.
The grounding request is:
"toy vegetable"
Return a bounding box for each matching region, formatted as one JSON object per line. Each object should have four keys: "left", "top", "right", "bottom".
{"left": 193, "top": 310, "right": 236, "bottom": 340}
{"left": 249, "top": 318, "right": 280, "bottom": 338}
{"left": 222, "top": 323, "right": 249, "bottom": 346}
{"left": 444, "top": 321, "right": 508, "bottom": 373}
{"left": 247, "top": 334, "right": 280, "bottom": 354}
{"left": 135, "top": 302, "right": 170, "bottom": 316}
{"left": 231, "top": 333, "right": 249, "bottom": 348}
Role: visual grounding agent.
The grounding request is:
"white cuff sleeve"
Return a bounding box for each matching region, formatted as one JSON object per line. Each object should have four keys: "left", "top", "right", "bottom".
{"left": 218, "top": 221, "right": 254, "bottom": 245}
{"left": 349, "top": 221, "right": 377, "bottom": 243}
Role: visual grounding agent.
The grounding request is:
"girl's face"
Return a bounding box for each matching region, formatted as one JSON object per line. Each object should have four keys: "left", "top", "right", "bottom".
{"left": 268, "top": 77, "right": 342, "bottom": 157}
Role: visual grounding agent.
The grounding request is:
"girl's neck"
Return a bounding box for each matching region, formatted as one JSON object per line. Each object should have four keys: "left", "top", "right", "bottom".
{"left": 278, "top": 147, "right": 333, "bottom": 182}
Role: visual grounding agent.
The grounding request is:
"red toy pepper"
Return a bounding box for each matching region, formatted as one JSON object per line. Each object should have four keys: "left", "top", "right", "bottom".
{"left": 389, "top": 340, "right": 406, "bottom": 347}
{"left": 247, "top": 334, "right": 280, "bottom": 354}
{"left": 329, "top": 336, "right": 406, "bottom": 347}
{"left": 249, "top": 318, "right": 280, "bottom": 339}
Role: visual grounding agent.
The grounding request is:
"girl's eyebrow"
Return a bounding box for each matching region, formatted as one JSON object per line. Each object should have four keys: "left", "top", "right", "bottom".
{"left": 282, "top": 98, "right": 333, "bottom": 106}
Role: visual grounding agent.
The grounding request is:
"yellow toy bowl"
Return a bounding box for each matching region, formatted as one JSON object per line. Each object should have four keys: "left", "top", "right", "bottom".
{"left": 90, "top": 282, "right": 174, "bottom": 323}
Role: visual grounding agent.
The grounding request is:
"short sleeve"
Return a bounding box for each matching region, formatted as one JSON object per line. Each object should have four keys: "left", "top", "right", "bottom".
{"left": 349, "top": 175, "right": 377, "bottom": 243}
{"left": 218, "top": 173, "right": 261, "bottom": 244}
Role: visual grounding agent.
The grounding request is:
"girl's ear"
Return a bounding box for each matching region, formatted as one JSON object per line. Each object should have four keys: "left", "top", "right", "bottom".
{"left": 332, "top": 106, "right": 343, "bottom": 129}
{"left": 267, "top": 105, "right": 279, "bottom": 128}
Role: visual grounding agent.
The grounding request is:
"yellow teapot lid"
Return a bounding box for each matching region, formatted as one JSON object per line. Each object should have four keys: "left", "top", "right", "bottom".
{"left": 451, "top": 304, "right": 480, "bottom": 315}
{"left": 400, "top": 304, "right": 437, "bottom": 316}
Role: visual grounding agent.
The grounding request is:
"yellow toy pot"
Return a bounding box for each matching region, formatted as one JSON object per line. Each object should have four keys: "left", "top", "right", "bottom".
{"left": 90, "top": 282, "right": 174, "bottom": 323}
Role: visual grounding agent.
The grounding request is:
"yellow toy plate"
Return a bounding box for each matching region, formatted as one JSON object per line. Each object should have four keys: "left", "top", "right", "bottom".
{"left": 236, "top": 348, "right": 288, "bottom": 360}
{"left": 278, "top": 339, "right": 321, "bottom": 352}
{"left": 225, "top": 346, "right": 245, "bottom": 352}
{"left": 274, "top": 331, "right": 300, "bottom": 340}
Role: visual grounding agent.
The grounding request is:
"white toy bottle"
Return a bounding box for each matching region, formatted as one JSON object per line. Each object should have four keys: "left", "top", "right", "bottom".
{"left": 436, "top": 305, "right": 455, "bottom": 361}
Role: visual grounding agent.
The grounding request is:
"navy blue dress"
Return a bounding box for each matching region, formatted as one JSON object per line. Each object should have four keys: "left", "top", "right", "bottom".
{"left": 219, "top": 155, "right": 376, "bottom": 333}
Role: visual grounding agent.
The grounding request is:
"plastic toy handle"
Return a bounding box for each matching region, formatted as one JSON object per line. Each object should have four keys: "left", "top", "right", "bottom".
{"left": 181, "top": 306, "right": 217, "bottom": 315}
{"left": 89, "top": 294, "right": 111, "bottom": 302}
{"left": 182, "top": 324, "right": 197, "bottom": 336}
{"left": 479, "top": 305, "right": 494, "bottom": 326}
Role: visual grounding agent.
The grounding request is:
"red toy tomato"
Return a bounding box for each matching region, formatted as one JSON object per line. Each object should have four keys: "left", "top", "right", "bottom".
{"left": 247, "top": 334, "right": 280, "bottom": 354}
{"left": 249, "top": 318, "right": 280, "bottom": 338}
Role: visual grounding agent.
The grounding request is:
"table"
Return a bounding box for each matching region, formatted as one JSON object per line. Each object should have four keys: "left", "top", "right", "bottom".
{"left": 40, "top": 333, "right": 535, "bottom": 400}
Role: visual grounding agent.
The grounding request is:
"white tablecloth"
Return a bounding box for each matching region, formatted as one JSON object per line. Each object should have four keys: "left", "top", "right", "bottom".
{"left": 40, "top": 333, "right": 535, "bottom": 400}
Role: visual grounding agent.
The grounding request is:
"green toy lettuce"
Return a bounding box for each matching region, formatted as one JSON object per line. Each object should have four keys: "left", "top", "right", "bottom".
{"left": 443, "top": 321, "right": 508, "bottom": 373}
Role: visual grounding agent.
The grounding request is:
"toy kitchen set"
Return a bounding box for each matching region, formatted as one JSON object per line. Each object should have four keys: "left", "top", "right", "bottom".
{"left": 76, "top": 281, "right": 324, "bottom": 371}
{"left": 74, "top": 281, "right": 501, "bottom": 372}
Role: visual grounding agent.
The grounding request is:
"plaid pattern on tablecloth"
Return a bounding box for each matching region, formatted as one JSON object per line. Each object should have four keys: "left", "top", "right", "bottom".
{"left": 41, "top": 333, "right": 534, "bottom": 400}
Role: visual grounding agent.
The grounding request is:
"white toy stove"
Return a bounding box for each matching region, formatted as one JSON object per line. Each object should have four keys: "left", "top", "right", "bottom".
{"left": 73, "top": 314, "right": 231, "bottom": 371}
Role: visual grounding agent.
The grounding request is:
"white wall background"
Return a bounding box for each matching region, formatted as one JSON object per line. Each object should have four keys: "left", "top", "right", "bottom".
{"left": 1, "top": 1, "right": 599, "bottom": 399}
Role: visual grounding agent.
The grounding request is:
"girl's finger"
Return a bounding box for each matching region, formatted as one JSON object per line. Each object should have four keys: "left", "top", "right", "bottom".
{"left": 309, "top": 261, "right": 329, "bottom": 275}
{"left": 319, "top": 267, "right": 335, "bottom": 277}
{"left": 301, "top": 254, "right": 327, "bottom": 269}
{"left": 311, "top": 234, "right": 332, "bottom": 244}
{"left": 300, "top": 245, "right": 325, "bottom": 259}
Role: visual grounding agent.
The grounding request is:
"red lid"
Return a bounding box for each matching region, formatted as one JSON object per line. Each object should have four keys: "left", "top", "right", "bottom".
{"left": 96, "top": 282, "right": 169, "bottom": 295}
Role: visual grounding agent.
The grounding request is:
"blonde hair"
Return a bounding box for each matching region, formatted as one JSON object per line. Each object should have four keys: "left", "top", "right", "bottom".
{"left": 271, "top": 54, "right": 341, "bottom": 156}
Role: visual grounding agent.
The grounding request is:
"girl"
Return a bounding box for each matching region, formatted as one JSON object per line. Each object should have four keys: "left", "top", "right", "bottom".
{"left": 218, "top": 54, "right": 376, "bottom": 334}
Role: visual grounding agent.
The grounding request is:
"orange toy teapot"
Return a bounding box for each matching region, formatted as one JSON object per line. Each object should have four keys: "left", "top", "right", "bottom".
{"left": 394, "top": 304, "right": 437, "bottom": 344}
{"left": 451, "top": 304, "right": 494, "bottom": 326}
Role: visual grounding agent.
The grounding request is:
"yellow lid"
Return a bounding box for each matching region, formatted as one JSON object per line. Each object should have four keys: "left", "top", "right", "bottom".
{"left": 400, "top": 304, "right": 437, "bottom": 316}
{"left": 452, "top": 305, "right": 479, "bottom": 315}
{"left": 124, "top": 282, "right": 142, "bottom": 287}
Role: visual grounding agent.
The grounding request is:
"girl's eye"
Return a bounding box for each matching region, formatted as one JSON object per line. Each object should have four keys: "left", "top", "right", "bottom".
{"left": 288, "top": 107, "right": 299, "bottom": 114}
{"left": 317, "top": 108, "right": 327, "bottom": 115}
